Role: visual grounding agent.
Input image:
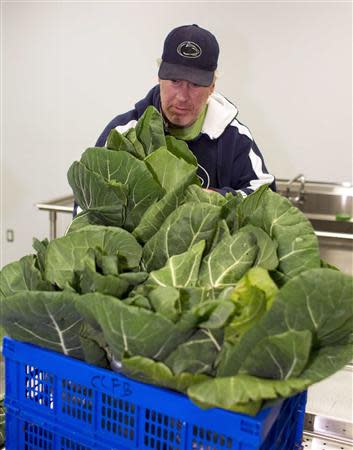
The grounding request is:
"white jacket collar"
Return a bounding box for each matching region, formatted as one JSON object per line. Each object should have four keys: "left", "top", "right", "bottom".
{"left": 202, "top": 92, "right": 238, "bottom": 139}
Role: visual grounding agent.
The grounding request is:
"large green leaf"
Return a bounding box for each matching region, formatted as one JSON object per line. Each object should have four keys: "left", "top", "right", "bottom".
{"left": 240, "top": 224, "right": 278, "bottom": 270}
{"left": 148, "top": 286, "right": 182, "bottom": 322}
{"left": 193, "top": 300, "right": 235, "bottom": 329}
{"left": 223, "top": 287, "right": 267, "bottom": 344}
{"left": 142, "top": 203, "right": 222, "bottom": 271}
{"left": 67, "top": 160, "right": 127, "bottom": 226}
{"left": 221, "top": 193, "right": 244, "bottom": 233}
{"left": 184, "top": 185, "right": 226, "bottom": 206}
{"left": 45, "top": 225, "right": 142, "bottom": 289}
{"left": 148, "top": 241, "right": 205, "bottom": 287}
{"left": 122, "top": 355, "right": 210, "bottom": 393}
{"left": 135, "top": 106, "right": 166, "bottom": 155}
{"left": 227, "top": 267, "right": 279, "bottom": 311}
{"left": 80, "top": 266, "right": 136, "bottom": 298}
{"left": 32, "top": 237, "right": 50, "bottom": 275}
{"left": 240, "top": 329, "right": 313, "bottom": 379}
{"left": 165, "top": 135, "right": 198, "bottom": 166}
{"left": 75, "top": 293, "right": 197, "bottom": 362}
{"left": 78, "top": 148, "right": 163, "bottom": 231}
{"left": 123, "top": 127, "right": 146, "bottom": 159}
{"left": 179, "top": 286, "right": 219, "bottom": 309}
{"left": 79, "top": 322, "right": 109, "bottom": 368}
{"left": 206, "top": 221, "right": 231, "bottom": 257}
{"left": 221, "top": 268, "right": 278, "bottom": 345}
{"left": 187, "top": 374, "right": 310, "bottom": 415}
{"left": 164, "top": 329, "right": 223, "bottom": 375}
{"left": 107, "top": 128, "right": 145, "bottom": 159}
{"left": 0, "top": 254, "right": 53, "bottom": 297}
{"left": 133, "top": 171, "right": 197, "bottom": 244}
{"left": 198, "top": 231, "right": 258, "bottom": 288}
{"left": 0, "top": 290, "right": 84, "bottom": 358}
{"left": 247, "top": 190, "right": 320, "bottom": 278}
{"left": 237, "top": 183, "right": 269, "bottom": 227}
{"left": 65, "top": 211, "right": 102, "bottom": 234}
{"left": 75, "top": 293, "right": 173, "bottom": 361}
{"left": 217, "top": 269, "right": 353, "bottom": 378}
{"left": 300, "top": 344, "right": 353, "bottom": 383}
{"left": 145, "top": 147, "right": 198, "bottom": 193}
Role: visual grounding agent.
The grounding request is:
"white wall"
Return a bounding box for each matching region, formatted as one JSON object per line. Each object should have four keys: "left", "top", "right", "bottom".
{"left": 1, "top": 1, "right": 352, "bottom": 266}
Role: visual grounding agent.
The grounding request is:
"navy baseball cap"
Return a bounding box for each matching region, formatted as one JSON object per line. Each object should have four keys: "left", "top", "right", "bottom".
{"left": 158, "top": 24, "right": 219, "bottom": 87}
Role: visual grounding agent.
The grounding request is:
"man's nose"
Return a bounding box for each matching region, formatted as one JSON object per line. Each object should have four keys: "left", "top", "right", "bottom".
{"left": 175, "top": 82, "right": 190, "bottom": 101}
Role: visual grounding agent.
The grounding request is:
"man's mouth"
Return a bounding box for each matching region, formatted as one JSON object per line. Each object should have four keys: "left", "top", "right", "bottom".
{"left": 171, "top": 106, "right": 191, "bottom": 114}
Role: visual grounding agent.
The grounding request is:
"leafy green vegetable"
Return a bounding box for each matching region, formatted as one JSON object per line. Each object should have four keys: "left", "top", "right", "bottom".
{"left": 68, "top": 159, "right": 127, "bottom": 226}
{"left": 142, "top": 203, "right": 222, "bottom": 271}
{"left": 68, "top": 148, "right": 163, "bottom": 231}
{"left": 0, "top": 255, "right": 53, "bottom": 296}
{"left": 0, "top": 290, "right": 84, "bottom": 358}
{"left": 165, "top": 329, "right": 223, "bottom": 375}
{"left": 217, "top": 268, "right": 353, "bottom": 381}
{"left": 75, "top": 291, "right": 198, "bottom": 362}
{"left": 135, "top": 105, "right": 166, "bottom": 155}
{"left": 198, "top": 230, "right": 258, "bottom": 288}
{"left": 1, "top": 105, "right": 351, "bottom": 417}
{"left": 247, "top": 190, "right": 321, "bottom": 278}
{"left": 145, "top": 147, "right": 198, "bottom": 193}
{"left": 133, "top": 171, "right": 197, "bottom": 243}
{"left": 148, "top": 241, "right": 205, "bottom": 288}
{"left": 184, "top": 184, "right": 226, "bottom": 206}
{"left": 122, "top": 355, "right": 210, "bottom": 393}
{"left": 107, "top": 128, "right": 143, "bottom": 158}
{"left": 240, "top": 224, "right": 278, "bottom": 270}
{"left": 45, "top": 225, "right": 142, "bottom": 289}
{"left": 165, "top": 135, "right": 198, "bottom": 166}
{"left": 187, "top": 374, "right": 310, "bottom": 414}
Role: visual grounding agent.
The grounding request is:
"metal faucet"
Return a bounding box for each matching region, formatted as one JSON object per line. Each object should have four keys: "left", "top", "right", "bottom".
{"left": 286, "top": 174, "right": 305, "bottom": 204}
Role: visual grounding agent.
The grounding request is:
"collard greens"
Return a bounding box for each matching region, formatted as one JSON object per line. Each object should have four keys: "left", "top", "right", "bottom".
{"left": 1, "top": 106, "right": 352, "bottom": 415}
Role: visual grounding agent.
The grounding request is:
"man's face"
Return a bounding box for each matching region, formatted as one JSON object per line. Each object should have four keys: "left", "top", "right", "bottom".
{"left": 159, "top": 79, "right": 215, "bottom": 128}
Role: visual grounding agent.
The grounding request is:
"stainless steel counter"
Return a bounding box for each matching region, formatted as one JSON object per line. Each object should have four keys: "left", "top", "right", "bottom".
{"left": 36, "top": 195, "right": 74, "bottom": 240}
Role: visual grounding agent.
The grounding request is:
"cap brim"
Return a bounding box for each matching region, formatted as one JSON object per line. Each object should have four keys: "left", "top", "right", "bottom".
{"left": 158, "top": 61, "right": 214, "bottom": 87}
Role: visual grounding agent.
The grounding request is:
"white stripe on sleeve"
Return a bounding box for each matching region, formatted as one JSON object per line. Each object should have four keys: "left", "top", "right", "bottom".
{"left": 230, "top": 119, "right": 253, "bottom": 140}
{"left": 248, "top": 148, "right": 275, "bottom": 190}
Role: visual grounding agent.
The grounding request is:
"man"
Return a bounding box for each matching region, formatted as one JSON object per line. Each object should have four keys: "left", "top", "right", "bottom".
{"left": 96, "top": 24, "right": 275, "bottom": 196}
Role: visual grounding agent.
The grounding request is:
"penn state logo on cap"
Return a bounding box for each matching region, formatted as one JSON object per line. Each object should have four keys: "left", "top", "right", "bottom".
{"left": 177, "top": 41, "right": 202, "bottom": 58}
{"left": 158, "top": 24, "right": 219, "bottom": 87}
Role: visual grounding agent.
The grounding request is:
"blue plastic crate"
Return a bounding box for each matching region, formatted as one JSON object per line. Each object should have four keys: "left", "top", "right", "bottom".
{"left": 3, "top": 337, "right": 307, "bottom": 450}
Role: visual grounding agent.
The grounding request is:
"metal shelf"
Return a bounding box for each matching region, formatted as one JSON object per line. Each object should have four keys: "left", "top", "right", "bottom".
{"left": 302, "top": 434, "right": 353, "bottom": 449}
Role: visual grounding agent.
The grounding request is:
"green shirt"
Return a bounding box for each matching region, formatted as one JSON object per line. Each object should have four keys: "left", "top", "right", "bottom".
{"left": 168, "top": 106, "right": 208, "bottom": 141}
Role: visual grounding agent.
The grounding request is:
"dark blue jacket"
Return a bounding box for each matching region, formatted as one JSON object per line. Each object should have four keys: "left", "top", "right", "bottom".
{"left": 96, "top": 85, "right": 275, "bottom": 196}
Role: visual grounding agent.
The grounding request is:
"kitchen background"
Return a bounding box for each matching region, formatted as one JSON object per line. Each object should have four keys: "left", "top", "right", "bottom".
{"left": 1, "top": 1, "right": 352, "bottom": 266}
{"left": 1, "top": 4, "right": 352, "bottom": 448}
